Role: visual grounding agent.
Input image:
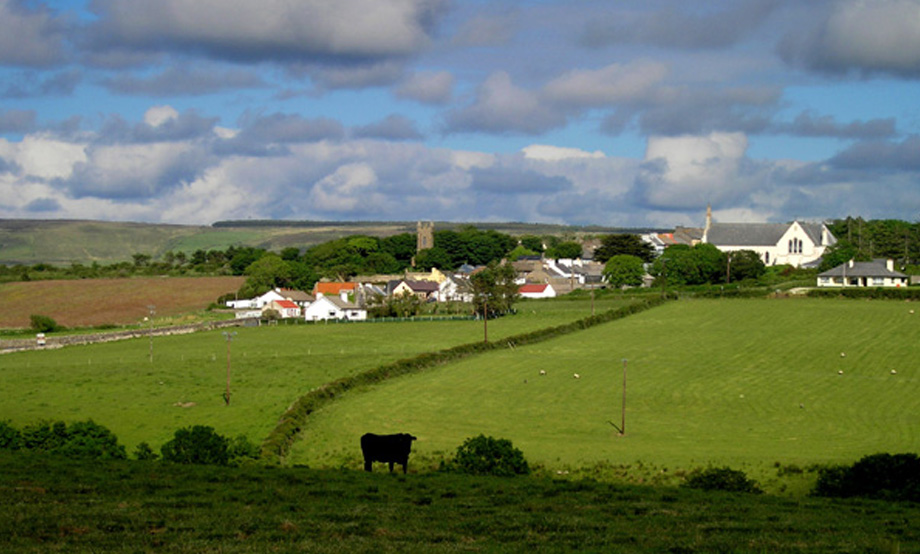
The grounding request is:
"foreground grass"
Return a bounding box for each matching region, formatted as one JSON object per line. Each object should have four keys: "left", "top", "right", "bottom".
{"left": 292, "top": 298, "right": 920, "bottom": 493}
{"left": 0, "top": 298, "right": 629, "bottom": 453}
{"left": 1, "top": 453, "right": 917, "bottom": 553}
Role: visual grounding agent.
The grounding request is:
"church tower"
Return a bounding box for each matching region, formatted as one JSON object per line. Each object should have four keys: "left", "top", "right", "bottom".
{"left": 417, "top": 221, "right": 434, "bottom": 253}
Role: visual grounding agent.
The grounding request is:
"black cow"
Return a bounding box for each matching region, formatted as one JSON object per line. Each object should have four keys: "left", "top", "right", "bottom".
{"left": 360, "top": 433, "right": 417, "bottom": 474}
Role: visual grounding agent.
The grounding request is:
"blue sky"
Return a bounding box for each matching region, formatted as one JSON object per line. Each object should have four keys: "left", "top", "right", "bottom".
{"left": 1, "top": 0, "right": 919, "bottom": 227}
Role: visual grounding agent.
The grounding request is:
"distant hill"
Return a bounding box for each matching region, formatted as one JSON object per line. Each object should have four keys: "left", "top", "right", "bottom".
{"left": 0, "top": 219, "right": 661, "bottom": 266}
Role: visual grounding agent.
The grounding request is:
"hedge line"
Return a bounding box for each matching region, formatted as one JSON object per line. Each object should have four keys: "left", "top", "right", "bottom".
{"left": 260, "top": 294, "right": 675, "bottom": 462}
{"left": 807, "top": 287, "right": 920, "bottom": 300}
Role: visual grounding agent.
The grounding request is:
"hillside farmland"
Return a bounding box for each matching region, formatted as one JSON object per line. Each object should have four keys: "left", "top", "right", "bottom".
{"left": 0, "top": 276, "right": 244, "bottom": 329}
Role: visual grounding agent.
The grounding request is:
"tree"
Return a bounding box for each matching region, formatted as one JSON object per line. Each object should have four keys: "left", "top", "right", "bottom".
{"left": 603, "top": 255, "right": 646, "bottom": 288}
{"left": 727, "top": 250, "right": 766, "bottom": 282}
{"left": 518, "top": 235, "right": 545, "bottom": 253}
{"left": 243, "top": 253, "right": 291, "bottom": 293}
{"left": 414, "top": 247, "right": 452, "bottom": 271}
{"left": 470, "top": 261, "right": 519, "bottom": 317}
{"left": 651, "top": 243, "right": 727, "bottom": 286}
{"left": 161, "top": 425, "right": 229, "bottom": 465}
{"left": 594, "top": 234, "right": 655, "bottom": 263}
{"left": 546, "top": 241, "right": 582, "bottom": 259}
{"left": 448, "top": 435, "right": 530, "bottom": 477}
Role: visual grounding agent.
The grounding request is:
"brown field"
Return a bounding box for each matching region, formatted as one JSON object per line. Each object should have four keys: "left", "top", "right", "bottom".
{"left": 0, "top": 276, "right": 244, "bottom": 329}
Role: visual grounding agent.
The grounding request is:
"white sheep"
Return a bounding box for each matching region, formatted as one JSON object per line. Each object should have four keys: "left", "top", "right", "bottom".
{"left": 840, "top": 352, "right": 846, "bottom": 358}
{"left": 891, "top": 369, "right": 898, "bottom": 375}
{"left": 573, "top": 373, "right": 580, "bottom": 379}
{"left": 539, "top": 370, "right": 546, "bottom": 376}
{"left": 838, "top": 370, "right": 844, "bottom": 375}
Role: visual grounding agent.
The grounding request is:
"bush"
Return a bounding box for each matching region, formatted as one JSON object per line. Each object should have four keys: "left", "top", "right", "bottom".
{"left": 134, "top": 442, "right": 159, "bottom": 461}
{"left": 447, "top": 435, "right": 530, "bottom": 477}
{"left": 29, "top": 314, "right": 59, "bottom": 333}
{"left": 16, "top": 420, "right": 126, "bottom": 459}
{"left": 812, "top": 453, "right": 920, "bottom": 502}
{"left": 0, "top": 421, "right": 22, "bottom": 450}
{"left": 228, "top": 435, "right": 260, "bottom": 464}
{"left": 161, "top": 425, "right": 230, "bottom": 465}
{"left": 683, "top": 467, "right": 762, "bottom": 494}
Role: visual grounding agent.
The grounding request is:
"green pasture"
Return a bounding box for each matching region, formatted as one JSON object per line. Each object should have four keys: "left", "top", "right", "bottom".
{"left": 291, "top": 298, "right": 920, "bottom": 491}
{"left": 0, "top": 298, "right": 626, "bottom": 452}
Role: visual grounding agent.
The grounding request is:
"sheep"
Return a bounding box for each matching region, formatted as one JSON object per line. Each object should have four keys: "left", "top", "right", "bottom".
{"left": 891, "top": 369, "right": 898, "bottom": 375}
{"left": 539, "top": 370, "right": 546, "bottom": 376}
{"left": 838, "top": 370, "right": 844, "bottom": 375}
{"left": 573, "top": 373, "right": 580, "bottom": 379}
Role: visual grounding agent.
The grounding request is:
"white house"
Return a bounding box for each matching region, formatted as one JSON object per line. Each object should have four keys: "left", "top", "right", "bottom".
{"left": 817, "top": 259, "right": 909, "bottom": 288}
{"left": 519, "top": 283, "right": 557, "bottom": 299}
{"left": 701, "top": 207, "right": 836, "bottom": 267}
{"left": 303, "top": 294, "right": 367, "bottom": 322}
{"left": 266, "top": 299, "right": 301, "bottom": 319}
{"left": 226, "top": 287, "right": 312, "bottom": 309}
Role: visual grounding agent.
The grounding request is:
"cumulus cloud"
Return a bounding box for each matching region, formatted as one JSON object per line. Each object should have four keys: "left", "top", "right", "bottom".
{"left": 522, "top": 145, "right": 605, "bottom": 161}
{"left": 352, "top": 115, "right": 423, "bottom": 141}
{"left": 395, "top": 71, "right": 454, "bottom": 104}
{"left": 0, "top": 0, "right": 70, "bottom": 66}
{"left": 779, "top": 0, "right": 920, "bottom": 77}
{"left": 581, "top": 0, "right": 781, "bottom": 50}
{"left": 103, "top": 64, "right": 266, "bottom": 96}
{"left": 444, "top": 72, "right": 565, "bottom": 135}
{"left": 543, "top": 61, "right": 669, "bottom": 108}
{"left": 631, "top": 86, "right": 781, "bottom": 136}
{"left": 0, "top": 109, "right": 38, "bottom": 134}
{"left": 635, "top": 132, "right": 754, "bottom": 209}
{"left": 1, "top": 69, "right": 81, "bottom": 99}
{"left": 776, "top": 112, "right": 897, "bottom": 140}
{"left": 86, "top": 0, "right": 446, "bottom": 63}
{"left": 451, "top": 10, "right": 518, "bottom": 47}
{"left": 828, "top": 136, "right": 920, "bottom": 171}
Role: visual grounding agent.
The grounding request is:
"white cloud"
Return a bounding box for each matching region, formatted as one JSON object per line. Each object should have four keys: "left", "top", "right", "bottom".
{"left": 522, "top": 144, "right": 605, "bottom": 161}
{"left": 445, "top": 71, "right": 565, "bottom": 134}
{"left": 542, "top": 61, "right": 669, "bottom": 108}
{"left": 144, "top": 105, "right": 180, "bottom": 127}
{"left": 637, "top": 132, "right": 752, "bottom": 209}
{"left": 395, "top": 71, "right": 454, "bottom": 104}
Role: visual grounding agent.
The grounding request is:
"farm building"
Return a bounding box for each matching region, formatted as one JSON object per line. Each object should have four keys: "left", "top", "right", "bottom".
{"left": 817, "top": 259, "right": 908, "bottom": 288}
{"left": 519, "top": 283, "right": 556, "bottom": 299}
{"left": 266, "top": 299, "right": 301, "bottom": 319}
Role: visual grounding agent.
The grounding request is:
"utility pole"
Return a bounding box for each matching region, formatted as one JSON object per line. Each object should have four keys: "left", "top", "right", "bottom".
{"left": 483, "top": 299, "right": 488, "bottom": 344}
{"left": 223, "top": 331, "right": 237, "bottom": 405}
{"left": 620, "top": 359, "right": 627, "bottom": 436}
{"left": 147, "top": 305, "right": 156, "bottom": 363}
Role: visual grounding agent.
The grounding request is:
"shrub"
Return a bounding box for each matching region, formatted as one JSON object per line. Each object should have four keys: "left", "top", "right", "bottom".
{"left": 683, "top": 467, "right": 762, "bottom": 494}
{"left": 16, "top": 420, "right": 126, "bottom": 459}
{"left": 0, "top": 421, "right": 22, "bottom": 450}
{"left": 447, "top": 434, "right": 530, "bottom": 477}
{"left": 56, "top": 420, "right": 127, "bottom": 460}
{"left": 812, "top": 453, "right": 920, "bottom": 502}
{"left": 133, "top": 442, "right": 159, "bottom": 461}
{"left": 228, "top": 435, "right": 260, "bottom": 464}
{"left": 161, "top": 425, "right": 230, "bottom": 465}
{"left": 29, "top": 314, "right": 59, "bottom": 333}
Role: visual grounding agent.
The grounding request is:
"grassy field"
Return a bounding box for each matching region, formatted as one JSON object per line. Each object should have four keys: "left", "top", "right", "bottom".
{"left": 290, "top": 298, "right": 920, "bottom": 493}
{"left": 0, "top": 276, "right": 244, "bottom": 329}
{"left": 0, "top": 297, "right": 629, "bottom": 454}
{"left": 2, "top": 452, "right": 918, "bottom": 553}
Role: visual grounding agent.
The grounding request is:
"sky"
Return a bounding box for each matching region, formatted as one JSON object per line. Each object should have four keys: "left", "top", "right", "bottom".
{"left": 0, "top": 0, "right": 919, "bottom": 228}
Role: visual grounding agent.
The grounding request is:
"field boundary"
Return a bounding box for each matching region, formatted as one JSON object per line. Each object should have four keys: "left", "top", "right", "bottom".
{"left": 0, "top": 318, "right": 255, "bottom": 354}
{"left": 261, "top": 294, "right": 675, "bottom": 463}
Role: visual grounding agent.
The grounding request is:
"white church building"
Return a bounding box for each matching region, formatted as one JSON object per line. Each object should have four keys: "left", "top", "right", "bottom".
{"left": 701, "top": 206, "right": 837, "bottom": 267}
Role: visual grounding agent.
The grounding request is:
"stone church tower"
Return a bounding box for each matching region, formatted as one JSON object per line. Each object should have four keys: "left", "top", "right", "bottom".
{"left": 416, "top": 221, "right": 434, "bottom": 253}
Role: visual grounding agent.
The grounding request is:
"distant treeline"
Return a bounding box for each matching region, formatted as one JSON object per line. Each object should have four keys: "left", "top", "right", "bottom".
{"left": 211, "top": 219, "right": 654, "bottom": 235}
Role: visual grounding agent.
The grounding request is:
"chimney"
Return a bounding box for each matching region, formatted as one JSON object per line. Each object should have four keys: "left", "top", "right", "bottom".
{"left": 340, "top": 291, "right": 349, "bottom": 303}
{"left": 887, "top": 259, "right": 894, "bottom": 272}
{"left": 703, "top": 203, "right": 712, "bottom": 241}
{"left": 848, "top": 259, "right": 854, "bottom": 268}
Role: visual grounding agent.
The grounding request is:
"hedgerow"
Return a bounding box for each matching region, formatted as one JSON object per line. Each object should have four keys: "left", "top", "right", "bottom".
{"left": 261, "top": 295, "right": 675, "bottom": 462}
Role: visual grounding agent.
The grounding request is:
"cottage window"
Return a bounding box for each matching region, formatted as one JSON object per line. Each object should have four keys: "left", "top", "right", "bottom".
{"left": 872, "top": 277, "right": 884, "bottom": 286}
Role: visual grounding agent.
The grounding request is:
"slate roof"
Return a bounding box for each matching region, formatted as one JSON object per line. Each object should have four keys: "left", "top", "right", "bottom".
{"left": 706, "top": 222, "right": 833, "bottom": 247}
{"left": 322, "top": 295, "right": 362, "bottom": 310}
{"left": 403, "top": 279, "right": 439, "bottom": 293}
{"left": 818, "top": 259, "right": 907, "bottom": 278}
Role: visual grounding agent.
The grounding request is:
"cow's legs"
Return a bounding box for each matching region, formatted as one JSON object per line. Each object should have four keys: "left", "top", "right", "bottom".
{"left": 364, "top": 460, "right": 373, "bottom": 472}
{"left": 388, "top": 462, "right": 394, "bottom": 472}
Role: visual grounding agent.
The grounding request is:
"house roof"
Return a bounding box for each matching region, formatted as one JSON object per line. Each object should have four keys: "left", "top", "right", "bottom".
{"left": 402, "top": 279, "right": 439, "bottom": 293}
{"left": 818, "top": 259, "right": 907, "bottom": 278}
{"left": 322, "top": 295, "right": 363, "bottom": 310}
{"left": 279, "top": 288, "right": 314, "bottom": 302}
{"left": 706, "top": 221, "right": 834, "bottom": 247}
{"left": 271, "top": 300, "right": 299, "bottom": 309}
{"left": 520, "top": 284, "right": 549, "bottom": 293}
{"left": 313, "top": 282, "right": 356, "bottom": 295}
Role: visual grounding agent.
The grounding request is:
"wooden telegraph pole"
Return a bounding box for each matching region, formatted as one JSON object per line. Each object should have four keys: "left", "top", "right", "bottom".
{"left": 620, "top": 358, "right": 627, "bottom": 436}
{"left": 223, "top": 331, "right": 237, "bottom": 405}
